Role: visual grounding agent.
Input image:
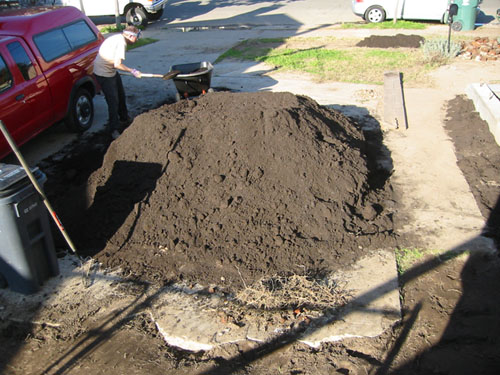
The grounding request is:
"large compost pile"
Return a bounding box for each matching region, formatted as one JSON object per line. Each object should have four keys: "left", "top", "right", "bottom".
{"left": 65, "top": 92, "right": 396, "bottom": 290}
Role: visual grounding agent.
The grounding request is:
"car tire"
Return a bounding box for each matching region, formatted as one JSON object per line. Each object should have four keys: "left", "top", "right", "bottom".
{"left": 364, "top": 6, "right": 386, "bottom": 23}
{"left": 126, "top": 6, "right": 148, "bottom": 27}
{"left": 147, "top": 8, "right": 163, "bottom": 21}
{"left": 66, "top": 88, "right": 93, "bottom": 133}
{"left": 0, "top": 273, "right": 7, "bottom": 289}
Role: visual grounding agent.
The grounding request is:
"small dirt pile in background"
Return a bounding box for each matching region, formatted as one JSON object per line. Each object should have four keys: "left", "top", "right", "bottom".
{"left": 356, "top": 34, "right": 425, "bottom": 48}
{"left": 67, "top": 92, "right": 397, "bottom": 291}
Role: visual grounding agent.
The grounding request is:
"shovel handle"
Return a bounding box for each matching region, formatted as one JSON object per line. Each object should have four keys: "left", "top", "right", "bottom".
{"left": 141, "top": 73, "right": 164, "bottom": 78}
{"left": 120, "top": 72, "right": 163, "bottom": 78}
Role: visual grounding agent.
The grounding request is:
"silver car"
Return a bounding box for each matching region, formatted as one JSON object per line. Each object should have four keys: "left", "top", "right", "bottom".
{"left": 351, "top": 0, "right": 478, "bottom": 23}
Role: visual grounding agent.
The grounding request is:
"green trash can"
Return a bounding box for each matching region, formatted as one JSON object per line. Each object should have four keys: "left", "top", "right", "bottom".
{"left": 451, "top": 0, "right": 479, "bottom": 31}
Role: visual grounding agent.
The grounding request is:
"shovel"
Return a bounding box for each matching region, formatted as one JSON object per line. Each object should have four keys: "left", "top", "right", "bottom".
{"left": 121, "top": 70, "right": 181, "bottom": 80}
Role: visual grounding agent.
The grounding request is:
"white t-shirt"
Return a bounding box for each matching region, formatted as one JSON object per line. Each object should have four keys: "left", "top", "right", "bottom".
{"left": 93, "top": 34, "right": 127, "bottom": 77}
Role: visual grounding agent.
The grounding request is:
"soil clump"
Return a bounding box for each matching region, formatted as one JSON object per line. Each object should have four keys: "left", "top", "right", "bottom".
{"left": 60, "top": 91, "right": 397, "bottom": 291}
{"left": 356, "top": 34, "right": 425, "bottom": 48}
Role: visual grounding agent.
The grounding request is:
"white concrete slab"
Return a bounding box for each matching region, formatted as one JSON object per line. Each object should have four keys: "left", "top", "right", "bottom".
{"left": 299, "top": 251, "right": 400, "bottom": 348}
{"left": 150, "top": 250, "right": 401, "bottom": 352}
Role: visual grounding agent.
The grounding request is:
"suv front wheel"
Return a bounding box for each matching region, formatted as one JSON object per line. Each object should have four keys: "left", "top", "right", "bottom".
{"left": 66, "top": 88, "right": 94, "bottom": 132}
{"left": 126, "top": 6, "right": 148, "bottom": 27}
{"left": 147, "top": 8, "right": 163, "bottom": 21}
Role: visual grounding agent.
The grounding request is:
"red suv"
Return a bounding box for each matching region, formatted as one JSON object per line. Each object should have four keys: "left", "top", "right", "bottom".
{"left": 0, "top": 6, "right": 104, "bottom": 160}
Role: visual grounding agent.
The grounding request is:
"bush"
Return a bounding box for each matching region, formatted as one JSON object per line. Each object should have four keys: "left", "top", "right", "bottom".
{"left": 420, "top": 39, "right": 462, "bottom": 65}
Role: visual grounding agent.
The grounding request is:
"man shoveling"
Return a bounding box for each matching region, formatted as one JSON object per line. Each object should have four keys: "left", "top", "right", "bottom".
{"left": 93, "top": 26, "right": 142, "bottom": 139}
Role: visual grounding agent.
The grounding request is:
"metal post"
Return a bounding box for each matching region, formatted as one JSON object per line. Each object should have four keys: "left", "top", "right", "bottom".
{"left": 394, "top": 0, "right": 401, "bottom": 24}
{"left": 78, "top": 0, "right": 85, "bottom": 14}
{"left": 115, "top": 0, "right": 121, "bottom": 29}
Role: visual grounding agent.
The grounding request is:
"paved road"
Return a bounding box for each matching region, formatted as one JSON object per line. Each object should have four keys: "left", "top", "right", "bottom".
{"left": 87, "top": 1, "right": 499, "bottom": 29}
{"left": 162, "top": 0, "right": 358, "bottom": 28}
{"left": 161, "top": 0, "right": 499, "bottom": 28}
{"left": 482, "top": 0, "right": 500, "bottom": 15}
{"left": 477, "top": 0, "right": 500, "bottom": 23}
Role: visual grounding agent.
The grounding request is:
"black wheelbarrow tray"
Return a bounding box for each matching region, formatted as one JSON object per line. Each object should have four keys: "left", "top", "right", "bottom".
{"left": 170, "top": 61, "right": 214, "bottom": 100}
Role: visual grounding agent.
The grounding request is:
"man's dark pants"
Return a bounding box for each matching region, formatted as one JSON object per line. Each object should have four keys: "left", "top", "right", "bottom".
{"left": 95, "top": 73, "right": 129, "bottom": 131}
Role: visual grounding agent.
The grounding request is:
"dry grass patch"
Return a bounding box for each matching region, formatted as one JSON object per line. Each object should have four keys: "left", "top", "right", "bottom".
{"left": 235, "top": 274, "right": 352, "bottom": 313}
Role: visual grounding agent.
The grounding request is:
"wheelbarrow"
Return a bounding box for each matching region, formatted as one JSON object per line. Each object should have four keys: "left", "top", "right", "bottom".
{"left": 170, "top": 61, "right": 214, "bottom": 101}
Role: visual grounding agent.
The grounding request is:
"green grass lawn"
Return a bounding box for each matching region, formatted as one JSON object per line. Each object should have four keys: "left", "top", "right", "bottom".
{"left": 341, "top": 20, "right": 427, "bottom": 30}
{"left": 217, "top": 38, "right": 432, "bottom": 85}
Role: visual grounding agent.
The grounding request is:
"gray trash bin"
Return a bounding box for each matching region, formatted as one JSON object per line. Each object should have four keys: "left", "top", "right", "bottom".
{"left": 0, "top": 163, "right": 59, "bottom": 294}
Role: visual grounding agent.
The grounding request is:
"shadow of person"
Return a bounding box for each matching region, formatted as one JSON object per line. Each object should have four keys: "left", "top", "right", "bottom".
{"left": 392, "top": 251, "right": 500, "bottom": 375}
{"left": 389, "top": 195, "right": 500, "bottom": 375}
{"left": 484, "top": 193, "right": 500, "bottom": 249}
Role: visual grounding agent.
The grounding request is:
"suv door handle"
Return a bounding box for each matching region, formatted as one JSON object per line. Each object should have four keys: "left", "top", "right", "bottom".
{"left": 15, "top": 94, "right": 25, "bottom": 101}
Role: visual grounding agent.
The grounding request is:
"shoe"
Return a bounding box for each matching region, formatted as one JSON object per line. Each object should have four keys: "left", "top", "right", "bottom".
{"left": 111, "top": 130, "right": 120, "bottom": 140}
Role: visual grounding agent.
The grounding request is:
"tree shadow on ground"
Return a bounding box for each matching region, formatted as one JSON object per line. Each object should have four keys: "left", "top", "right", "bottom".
{"left": 163, "top": 0, "right": 303, "bottom": 26}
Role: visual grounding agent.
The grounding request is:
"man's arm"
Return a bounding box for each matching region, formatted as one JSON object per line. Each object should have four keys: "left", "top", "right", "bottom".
{"left": 114, "top": 60, "right": 141, "bottom": 78}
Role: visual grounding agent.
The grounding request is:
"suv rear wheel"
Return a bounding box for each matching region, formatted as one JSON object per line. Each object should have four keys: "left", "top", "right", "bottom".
{"left": 126, "top": 6, "right": 148, "bottom": 27}
{"left": 66, "top": 88, "right": 93, "bottom": 132}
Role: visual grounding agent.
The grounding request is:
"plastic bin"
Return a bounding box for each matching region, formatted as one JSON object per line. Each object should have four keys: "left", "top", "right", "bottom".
{"left": 0, "top": 163, "right": 58, "bottom": 294}
{"left": 451, "top": 0, "right": 479, "bottom": 31}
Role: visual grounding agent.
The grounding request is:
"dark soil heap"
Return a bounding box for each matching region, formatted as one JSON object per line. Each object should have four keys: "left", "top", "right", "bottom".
{"left": 444, "top": 95, "right": 500, "bottom": 246}
{"left": 356, "top": 34, "right": 424, "bottom": 48}
{"left": 70, "top": 92, "right": 396, "bottom": 291}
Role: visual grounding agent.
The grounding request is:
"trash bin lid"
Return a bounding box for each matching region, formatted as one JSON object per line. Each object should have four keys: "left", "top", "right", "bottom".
{"left": 0, "top": 163, "right": 39, "bottom": 196}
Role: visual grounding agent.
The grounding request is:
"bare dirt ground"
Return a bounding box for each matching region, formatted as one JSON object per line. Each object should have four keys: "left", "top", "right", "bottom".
{"left": 1, "top": 33, "right": 499, "bottom": 375}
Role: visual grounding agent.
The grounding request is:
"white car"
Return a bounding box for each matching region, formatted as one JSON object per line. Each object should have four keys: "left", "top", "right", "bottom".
{"left": 56, "top": 0, "right": 167, "bottom": 27}
{"left": 351, "top": 0, "right": 459, "bottom": 23}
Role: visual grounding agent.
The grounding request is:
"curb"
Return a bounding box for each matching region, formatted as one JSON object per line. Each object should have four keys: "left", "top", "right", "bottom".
{"left": 466, "top": 83, "right": 500, "bottom": 146}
